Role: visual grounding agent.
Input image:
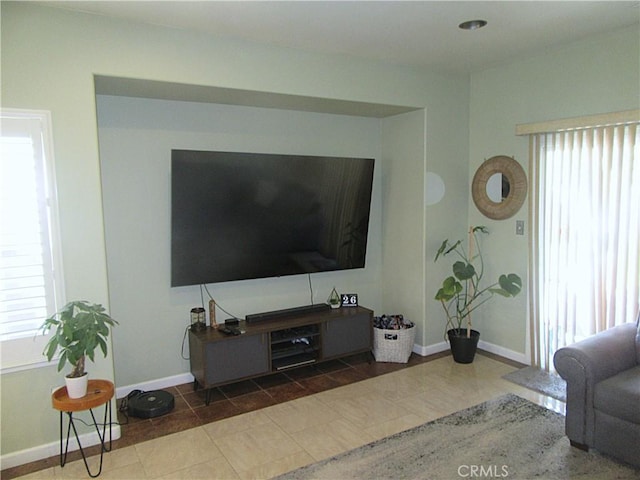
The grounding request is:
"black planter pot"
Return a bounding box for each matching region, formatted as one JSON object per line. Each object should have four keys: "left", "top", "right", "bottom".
{"left": 447, "top": 328, "right": 480, "bottom": 364}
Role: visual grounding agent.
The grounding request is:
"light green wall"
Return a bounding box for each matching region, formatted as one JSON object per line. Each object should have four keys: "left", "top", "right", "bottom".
{"left": 97, "top": 96, "right": 385, "bottom": 387}
{"left": 7, "top": 0, "right": 634, "bottom": 462}
{"left": 381, "top": 111, "right": 428, "bottom": 340}
{"left": 423, "top": 79, "right": 472, "bottom": 348}
{"left": 1, "top": 2, "right": 468, "bottom": 459}
{"left": 468, "top": 25, "right": 640, "bottom": 357}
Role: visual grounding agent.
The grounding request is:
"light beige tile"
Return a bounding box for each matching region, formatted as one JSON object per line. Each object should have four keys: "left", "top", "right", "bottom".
{"left": 290, "top": 417, "right": 376, "bottom": 461}
{"left": 50, "top": 461, "right": 89, "bottom": 479}
{"left": 367, "top": 372, "right": 430, "bottom": 401}
{"left": 323, "top": 393, "right": 405, "bottom": 430}
{"left": 503, "top": 383, "right": 566, "bottom": 414}
{"left": 8, "top": 468, "right": 56, "bottom": 479}
{"left": 97, "top": 462, "right": 148, "bottom": 479}
{"left": 262, "top": 395, "right": 340, "bottom": 434}
{"left": 313, "top": 375, "right": 377, "bottom": 403}
{"left": 54, "top": 445, "right": 141, "bottom": 479}
{"left": 363, "top": 412, "right": 425, "bottom": 441}
{"left": 135, "top": 427, "right": 221, "bottom": 478}
{"left": 12, "top": 355, "right": 565, "bottom": 480}
{"left": 236, "top": 450, "right": 315, "bottom": 480}
{"left": 155, "top": 458, "right": 239, "bottom": 479}
{"left": 203, "top": 410, "right": 273, "bottom": 439}
{"left": 212, "top": 422, "right": 304, "bottom": 472}
{"left": 396, "top": 393, "right": 451, "bottom": 421}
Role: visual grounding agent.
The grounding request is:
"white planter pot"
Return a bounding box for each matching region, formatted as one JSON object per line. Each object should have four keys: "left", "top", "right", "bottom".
{"left": 65, "top": 373, "right": 88, "bottom": 399}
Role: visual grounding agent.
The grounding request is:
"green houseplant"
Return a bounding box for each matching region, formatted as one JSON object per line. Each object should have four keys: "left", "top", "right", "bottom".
{"left": 434, "top": 226, "right": 522, "bottom": 363}
{"left": 40, "top": 301, "right": 118, "bottom": 397}
{"left": 328, "top": 287, "right": 341, "bottom": 309}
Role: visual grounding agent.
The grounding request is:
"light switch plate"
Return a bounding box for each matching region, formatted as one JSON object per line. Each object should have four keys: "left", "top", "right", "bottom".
{"left": 516, "top": 220, "right": 525, "bottom": 235}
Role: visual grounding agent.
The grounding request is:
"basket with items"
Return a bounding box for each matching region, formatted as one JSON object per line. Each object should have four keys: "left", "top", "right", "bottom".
{"left": 372, "top": 314, "right": 415, "bottom": 363}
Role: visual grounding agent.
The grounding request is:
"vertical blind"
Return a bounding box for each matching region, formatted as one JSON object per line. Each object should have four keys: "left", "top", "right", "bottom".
{"left": 527, "top": 117, "right": 639, "bottom": 370}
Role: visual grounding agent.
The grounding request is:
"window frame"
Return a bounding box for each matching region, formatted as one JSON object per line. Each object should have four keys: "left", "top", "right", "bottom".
{"left": 1, "top": 108, "right": 66, "bottom": 373}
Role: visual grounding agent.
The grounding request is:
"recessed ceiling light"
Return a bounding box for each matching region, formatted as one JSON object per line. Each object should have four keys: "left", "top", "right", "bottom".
{"left": 459, "top": 19, "right": 488, "bottom": 31}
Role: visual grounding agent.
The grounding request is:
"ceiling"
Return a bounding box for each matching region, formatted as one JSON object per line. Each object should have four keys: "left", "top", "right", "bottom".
{"left": 43, "top": 1, "right": 639, "bottom": 74}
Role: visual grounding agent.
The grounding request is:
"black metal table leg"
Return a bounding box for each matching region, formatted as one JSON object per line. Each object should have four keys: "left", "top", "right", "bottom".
{"left": 59, "top": 400, "right": 112, "bottom": 478}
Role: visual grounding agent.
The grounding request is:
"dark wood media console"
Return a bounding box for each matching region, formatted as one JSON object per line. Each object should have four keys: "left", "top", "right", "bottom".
{"left": 188, "top": 306, "right": 373, "bottom": 404}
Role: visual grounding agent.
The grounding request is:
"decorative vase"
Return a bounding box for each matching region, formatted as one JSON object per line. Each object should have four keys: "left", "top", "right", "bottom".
{"left": 65, "top": 373, "right": 89, "bottom": 399}
{"left": 447, "top": 328, "right": 480, "bottom": 364}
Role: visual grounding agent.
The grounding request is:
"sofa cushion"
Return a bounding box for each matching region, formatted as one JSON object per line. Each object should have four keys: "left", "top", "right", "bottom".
{"left": 594, "top": 365, "right": 640, "bottom": 424}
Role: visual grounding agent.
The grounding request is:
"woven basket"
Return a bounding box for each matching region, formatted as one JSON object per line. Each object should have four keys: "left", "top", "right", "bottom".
{"left": 372, "top": 325, "right": 416, "bottom": 363}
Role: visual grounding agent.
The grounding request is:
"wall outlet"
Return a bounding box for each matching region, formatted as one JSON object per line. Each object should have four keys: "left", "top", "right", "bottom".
{"left": 516, "top": 220, "right": 525, "bottom": 235}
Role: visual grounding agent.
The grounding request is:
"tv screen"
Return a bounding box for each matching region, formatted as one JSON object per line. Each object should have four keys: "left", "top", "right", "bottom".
{"left": 171, "top": 150, "right": 375, "bottom": 286}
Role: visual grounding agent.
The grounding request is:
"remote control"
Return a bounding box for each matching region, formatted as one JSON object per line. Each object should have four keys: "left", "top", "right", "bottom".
{"left": 219, "top": 326, "right": 241, "bottom": 336}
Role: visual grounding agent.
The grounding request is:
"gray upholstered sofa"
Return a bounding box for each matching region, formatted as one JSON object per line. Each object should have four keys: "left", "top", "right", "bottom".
{"left": 554, "top": 321, "right": 640, "bottom": 468}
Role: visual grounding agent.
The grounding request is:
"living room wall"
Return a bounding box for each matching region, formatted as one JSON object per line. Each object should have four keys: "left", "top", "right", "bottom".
{"left": 2, "top": 1, "right": 637, "bottom": 466}
{"left": 467, "top": 25, "right": 640, "bottom": 360}
{"left": 1, "top": 2, "right": 468, "bottom": 462}
{"left": 96, "top": 95, "right": 386, "bottom": 387}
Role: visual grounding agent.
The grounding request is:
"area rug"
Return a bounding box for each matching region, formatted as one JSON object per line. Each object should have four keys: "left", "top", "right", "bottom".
{"left": 275, "top": 394, "right": 638, "bottom": 480}
{"left": 502, "top": 366, "right": 567, "bottom": 402}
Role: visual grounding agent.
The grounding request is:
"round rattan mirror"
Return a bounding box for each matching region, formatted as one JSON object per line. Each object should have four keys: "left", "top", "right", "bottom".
{"left": 472, "top": 155, "right": 527, "bottom": 220}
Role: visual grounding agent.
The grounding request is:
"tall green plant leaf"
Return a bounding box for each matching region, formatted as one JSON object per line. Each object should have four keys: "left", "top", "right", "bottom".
{"left": 435, "top": 276, "right": 462, "bottom": 301}
{"left": 501, "top": 274, "right": 523, "bottom": 295}
{"left": 453, "top": 261, "right": 476, "bottom": 280}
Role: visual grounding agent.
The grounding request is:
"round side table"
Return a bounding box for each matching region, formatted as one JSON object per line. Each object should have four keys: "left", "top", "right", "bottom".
{"left": 52, "top": 379, "right": 114, "bottom": 478}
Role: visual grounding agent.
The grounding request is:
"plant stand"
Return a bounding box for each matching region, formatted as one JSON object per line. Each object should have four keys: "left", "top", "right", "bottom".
{"left": 448, "top": 328, "right": 480, "bottom": 364}
{"left": 52, "top": 379, "right": 114, "bottom": 478}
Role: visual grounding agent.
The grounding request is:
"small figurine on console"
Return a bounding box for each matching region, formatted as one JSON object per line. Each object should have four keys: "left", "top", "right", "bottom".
{"left": 209, "top": 299, "right": 218, "bottom": 329}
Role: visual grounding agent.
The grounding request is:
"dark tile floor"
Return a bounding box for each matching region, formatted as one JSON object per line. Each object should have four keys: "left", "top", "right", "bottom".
{"left": 3, "top": 351, "right": 449, "bottom": 479}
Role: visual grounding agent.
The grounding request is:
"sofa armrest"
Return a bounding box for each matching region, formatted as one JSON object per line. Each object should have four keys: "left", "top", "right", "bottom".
{"left": 553, "top": 322, "right": 637, "bottom": 445}
{"left": 554, "top": 323, "right": 637, "bottom": 384}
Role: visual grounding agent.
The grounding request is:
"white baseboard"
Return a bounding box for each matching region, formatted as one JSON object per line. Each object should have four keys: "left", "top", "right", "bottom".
{"left": 413, "top": 340, "right": 529, "bottom": 365}
{"left": 413, "top": 341, "right": 449, "bottom": 357}
{"left": 115, "top": 372, "right": 194, "bottom": 399}
{"left": 477, "top": 340, "right": 529, "bottom": 365}
{"left": 1, "top": 425, "right": 121, "bottom": 470}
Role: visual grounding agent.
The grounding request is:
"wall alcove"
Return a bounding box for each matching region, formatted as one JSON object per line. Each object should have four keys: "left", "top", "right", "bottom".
{"left": 95, "top": 74, "right": 430, "bottom": 388}
{"left": 94, "top": 76, "right": 420, "bottom": 119}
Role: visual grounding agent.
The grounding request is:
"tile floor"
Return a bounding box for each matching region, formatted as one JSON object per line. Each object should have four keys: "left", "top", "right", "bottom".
{"left": 5, "top": 352, "right": 564, "bottom": 480}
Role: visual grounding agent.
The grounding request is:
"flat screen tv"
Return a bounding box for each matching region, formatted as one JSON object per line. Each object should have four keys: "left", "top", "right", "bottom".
{"left": 171, "top": 150, "right": 375, "bottom": 287}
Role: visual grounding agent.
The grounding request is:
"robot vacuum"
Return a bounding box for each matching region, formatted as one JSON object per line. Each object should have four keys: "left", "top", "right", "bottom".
{"left": 126, "top": 390, "right": 175, "bottom": 419}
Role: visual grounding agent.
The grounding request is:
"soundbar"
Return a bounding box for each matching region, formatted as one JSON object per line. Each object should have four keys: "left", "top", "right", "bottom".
{"left": 245, "top": 303, "right": 331, "bottom": 324}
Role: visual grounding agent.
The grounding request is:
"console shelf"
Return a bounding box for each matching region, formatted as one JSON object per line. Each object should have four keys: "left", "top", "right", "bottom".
{"left": 188, "top": 306, "right": 373, "bottom": 404}
{"left": 270, "top": 324, "right": 320, "bottom": 370}
{"left": 272, "top": 353, "right": 317, "bottom": 371}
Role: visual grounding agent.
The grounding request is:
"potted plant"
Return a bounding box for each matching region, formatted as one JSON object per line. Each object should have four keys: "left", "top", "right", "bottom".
{"left": 434, "top": 226, "right": 522, "bottom": 363}
{"left": 40, "top": 301, "right": 118, "bottom": 398}
{"left": 328, "top": 287, "right": 341, "bottom": 309}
